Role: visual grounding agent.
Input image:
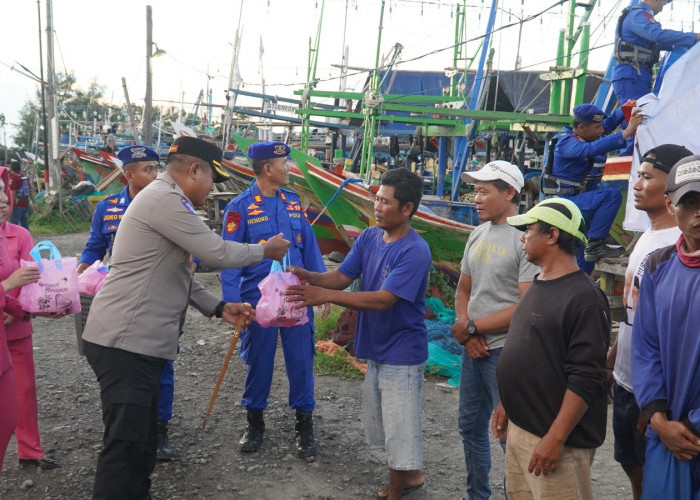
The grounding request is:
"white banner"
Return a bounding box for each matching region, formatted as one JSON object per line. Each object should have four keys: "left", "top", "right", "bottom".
{"left": 624, "top": 44, "right": 700, "bottom": 232}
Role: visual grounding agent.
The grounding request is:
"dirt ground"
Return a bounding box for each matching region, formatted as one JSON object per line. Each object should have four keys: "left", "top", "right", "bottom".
{"left": 0, "top": 233, "right": 633, "bottom": 499}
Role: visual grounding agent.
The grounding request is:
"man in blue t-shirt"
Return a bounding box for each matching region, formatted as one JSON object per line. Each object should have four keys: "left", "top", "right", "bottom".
{"left": 287, "top": 168, "right": 432, "bottom": 500}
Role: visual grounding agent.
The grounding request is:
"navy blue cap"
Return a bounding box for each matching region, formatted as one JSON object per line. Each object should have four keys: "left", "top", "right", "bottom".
{"left": 247, "top": 141, "right": 291, "bottom": 161}
{"left": 573, "top": 104, "right": 607, "bottom": 124}
{"left": 117, "top": 145, "right": 160, "bottom": 166}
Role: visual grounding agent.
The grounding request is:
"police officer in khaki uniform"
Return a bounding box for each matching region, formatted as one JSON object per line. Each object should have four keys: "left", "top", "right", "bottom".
{"left": 82, "top": 136, "right": 290, "bottom": 500}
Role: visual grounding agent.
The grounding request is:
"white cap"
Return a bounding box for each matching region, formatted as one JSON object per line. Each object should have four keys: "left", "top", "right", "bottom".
{"left": 461, "top": 160, "right": 524, "bottom": 191}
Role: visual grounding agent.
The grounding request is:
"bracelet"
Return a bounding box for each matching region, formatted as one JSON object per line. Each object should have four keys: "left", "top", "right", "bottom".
{"left": 213, "top": 301, "right": 226, "bottom": 318}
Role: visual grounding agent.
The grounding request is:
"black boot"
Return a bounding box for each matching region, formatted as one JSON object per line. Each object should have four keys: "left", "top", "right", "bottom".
{"left": 240, "top": 410, "right": 265, "bottom": 453}
{"left": 156, "top": 420, "right": 172, "bottom": 461}
{"left": 295, "top": 411, "right": 316, "bottom": 461}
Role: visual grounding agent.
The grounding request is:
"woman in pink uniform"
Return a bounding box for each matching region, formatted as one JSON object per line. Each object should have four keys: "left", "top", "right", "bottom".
{"left": 0, "top": 168, "right": 40, "bottom": 476}
{"left": 0, "top": 166, "right": 59, "bottom": 470}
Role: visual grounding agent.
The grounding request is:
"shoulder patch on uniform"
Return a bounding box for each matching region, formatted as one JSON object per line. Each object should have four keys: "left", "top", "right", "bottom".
{"left": 643, "top": 12, "right": 656, "bottom": 23}
{"left": 254, "top": 194, "right": 263, "bottom": 203}
{"left": 280, "top": 192, "right": 287, "bottom": 201}
{"left": 225, "top": 211, "right": 241, "bottom": 233}
{"left": 181, "top": 198, "right": 195, "bottom": 214}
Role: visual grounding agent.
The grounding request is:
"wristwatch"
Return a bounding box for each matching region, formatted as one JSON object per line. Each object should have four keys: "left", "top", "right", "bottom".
{"left": 466, "top": 319, "right": 478, "bottom": 336}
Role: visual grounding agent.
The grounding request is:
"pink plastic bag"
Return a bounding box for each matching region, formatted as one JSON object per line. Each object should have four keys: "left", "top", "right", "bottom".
{"left": 256, "top": 258, "right": 309, "bottom": 328}
{"left": 18, "top": 241, "right": 81, "bottom": 314}
{"left": 78, "top": 260, "right": 109, "bottom": 295}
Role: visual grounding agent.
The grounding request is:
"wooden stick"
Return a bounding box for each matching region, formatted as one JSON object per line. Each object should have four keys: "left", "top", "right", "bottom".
{"left": 202, "top": 326, "right": 243, "bottom": 428}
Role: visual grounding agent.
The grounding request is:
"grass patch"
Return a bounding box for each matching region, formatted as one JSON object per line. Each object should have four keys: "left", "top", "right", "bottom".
{"left": 29, "top": 199, "right": 92, "bottom": 235}
{"left": 314, "top": 348, "right": 364, "bottom": 380}
{"left": 314, "top": 305, "right": 343, "bottom": 341}
{"left": 313, "top": 305, "right": 364, "bottom": 380}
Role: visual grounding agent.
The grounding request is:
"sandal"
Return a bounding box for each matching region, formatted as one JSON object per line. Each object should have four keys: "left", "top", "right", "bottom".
{"left": 377, "top": 481, "right": 425, "bottom": 499}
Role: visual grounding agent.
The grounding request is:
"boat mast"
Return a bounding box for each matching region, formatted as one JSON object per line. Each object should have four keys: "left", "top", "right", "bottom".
{"left": 223, "top": 0, "right": 244, "bottom": 149}
{"left": 300, "top": 0, "right": 325, "bottom": 153}
{"left": 450, "top": 0, "right": 499, "bottom": 201}
{"left": 357, "top": 0, "right": 386, "bottom": 180}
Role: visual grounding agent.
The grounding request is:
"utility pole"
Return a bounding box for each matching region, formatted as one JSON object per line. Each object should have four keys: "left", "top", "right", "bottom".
{"left": 144, "top": 5, "right": 153, "bottom": 147}
{"left": 37, "top": 0, "right": 49, "bottom": 176}
{"left": 45, "top": 0, "right": 62, "bottom": 213}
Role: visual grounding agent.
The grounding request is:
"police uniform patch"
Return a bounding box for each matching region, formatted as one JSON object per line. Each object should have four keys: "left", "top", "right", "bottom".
{"left": 108, "top": 197, "right": 118, "bottom": 204}
{"left": 280, "top": 192, "right": 287, "bottom": 201}
{"left": 274, "top": 145, "right": 288, "bottom": 156}
{"left": 247, "top": 209, "right": 264, "bottom": 216}
{"left": 296, "top": 234, "right": 302, "bottom": 244}
{"left": 168, "top": 144, "right": 179, "bottom": 154}
{"left": 247, "top": 203, "right": 260, "bottom": 210}
{"left": 225, "top": 211, "right": 241, "bottom": 233}
{"left": 106, "top": 207, "right": 124, "bottom": 213}
{"left": 107, "top": 225, "right": 118, "bottom": 231}
{"left": 254, "top": 194, "right": 263, "bottom": 204}
{"left": 642, "top": 12, "right": 656, "bottom": 23}
{"left": 130, "top": 147, "right": 147, "bottom": 159}
{"left": 181, "top": 198, "right": 195, "bottom": 214}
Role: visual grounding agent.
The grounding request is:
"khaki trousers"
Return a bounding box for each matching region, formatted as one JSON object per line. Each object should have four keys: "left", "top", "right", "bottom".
{"left": 505, "top": 420, "right": 595, "bottom": 500}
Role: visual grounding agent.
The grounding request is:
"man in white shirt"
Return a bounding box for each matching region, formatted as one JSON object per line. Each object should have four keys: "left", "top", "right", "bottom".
{"left": 606, "top": 144, "right": 694, "bottom": 500}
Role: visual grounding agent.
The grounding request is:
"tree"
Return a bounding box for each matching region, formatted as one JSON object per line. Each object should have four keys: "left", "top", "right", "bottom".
{"left": 12, "top": 72, "right": 107, "bottom": 150}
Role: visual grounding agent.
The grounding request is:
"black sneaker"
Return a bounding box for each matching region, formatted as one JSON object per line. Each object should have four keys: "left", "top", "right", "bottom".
{"left": 156, "top": 420, "right": 172, "bottom": 461}
{"left": 19, "top": 456, "right": 61, "bottom": 470}
{"left": 584, "top": 240, "right": 625, "bottom": 262}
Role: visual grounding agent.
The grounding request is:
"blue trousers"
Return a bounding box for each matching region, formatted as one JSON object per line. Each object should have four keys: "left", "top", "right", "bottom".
{"left": 158, "top": 360, "right": 174, "bottom": 421}
{"left": 564, "top": 188, "right": 622, "bottom": 274}
{"left": 642, "top": 437, "right": 700, "bottom": 500}
{"left": 458, "top": 347, "right": 505, "bottom": 500}
{"left": 9, "top": 205, "right": 29, "bottom": 230}
{"left": 613, "top": 76, "right": 652, "bottom": 156}
{"left": 239, "top": 321, "right": 316, "bottom": 412}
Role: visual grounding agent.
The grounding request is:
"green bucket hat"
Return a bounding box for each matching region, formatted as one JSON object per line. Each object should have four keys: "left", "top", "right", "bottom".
{"left": 507, "top": 197, "right": 588, "bottom": 245}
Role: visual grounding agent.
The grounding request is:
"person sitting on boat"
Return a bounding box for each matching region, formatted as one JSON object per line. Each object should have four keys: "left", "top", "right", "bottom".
{"left": 612, "top": 0, "right": 698, "bottom": 154}
{"left": 77, "top": 145, "right": 178, "bottom": 461}
{"left": 542, "top": 103, "right": 642, "bottom": 273}
{"left": 220, "top": 141, "right": 327, "bottom": 460}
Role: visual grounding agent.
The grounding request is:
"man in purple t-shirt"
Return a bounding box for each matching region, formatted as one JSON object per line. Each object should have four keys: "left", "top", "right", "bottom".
{"left": 287, "top": 168, "right": 431, "bottom": 500}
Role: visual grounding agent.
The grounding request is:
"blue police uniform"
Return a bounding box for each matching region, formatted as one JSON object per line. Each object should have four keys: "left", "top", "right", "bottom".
{"left": 78, "top": 154, "right": 176, "bottom": 423}
{"left": 613, "top": 3, "right": 697, "bottom": 104}
{"left": 545, "top": 106, "right": 626, "bottom": 273}
{"left": 221, "top": 181, "right": 325, "bottom": 412}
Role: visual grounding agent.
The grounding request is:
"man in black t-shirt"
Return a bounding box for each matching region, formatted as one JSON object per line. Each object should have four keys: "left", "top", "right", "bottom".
{"left": 492, "top": 197, "right": 610, "bottom": 499}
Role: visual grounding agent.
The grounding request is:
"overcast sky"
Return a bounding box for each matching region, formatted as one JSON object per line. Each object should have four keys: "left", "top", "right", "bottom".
{"left": 1, "top": 0, "right": 698, "bottom": 146}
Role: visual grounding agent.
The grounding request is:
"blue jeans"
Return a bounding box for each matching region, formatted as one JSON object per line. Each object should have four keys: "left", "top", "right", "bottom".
{"left": 458, "top": 347, "right": 504, "bottom": 500}
{"left": 10, "top": 205, "right": 29, "bottom": 230}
